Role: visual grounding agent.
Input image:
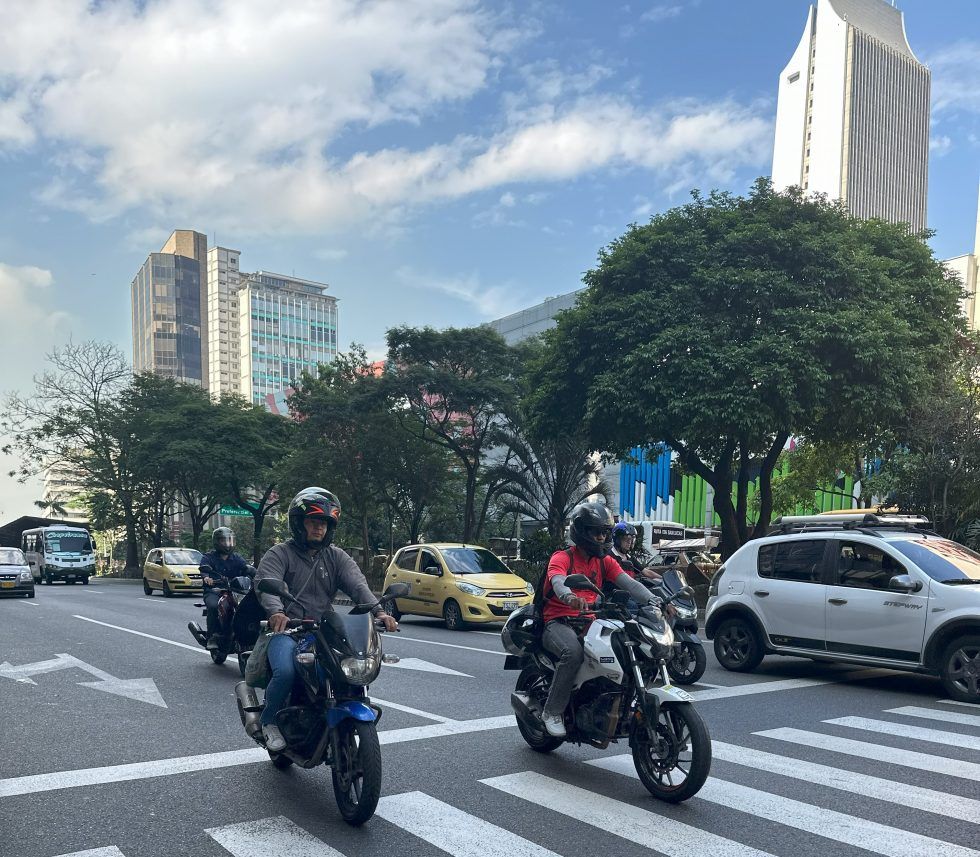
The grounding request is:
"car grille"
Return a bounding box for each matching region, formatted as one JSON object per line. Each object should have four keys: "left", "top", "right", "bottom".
{"left": 0, "top": 574, "right": 17, "bottom": 581}
{"left": 488, "top": 591, "right": 527, "bottom": 599}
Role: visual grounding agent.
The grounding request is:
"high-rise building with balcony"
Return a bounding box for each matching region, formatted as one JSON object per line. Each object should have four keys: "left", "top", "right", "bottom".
{"left": 131, "top": 229, "right": 208, "bottom": 386}
{"left": 206, "top": 246, "right": 242, "bottom": 396}
{"left": 238, "top": 271, "right": 339, "bottom": 405}
{"left": 772, "top": 0, "right": 930, "bottom": 232}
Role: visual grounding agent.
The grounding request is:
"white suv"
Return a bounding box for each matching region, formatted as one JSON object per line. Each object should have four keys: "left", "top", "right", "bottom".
{"left": 705, "top": 514, "right": 980, "bottom": 703}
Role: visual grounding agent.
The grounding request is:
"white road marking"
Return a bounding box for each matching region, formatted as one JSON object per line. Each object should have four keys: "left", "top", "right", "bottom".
{"left": 377, "top": 792, "right": 561, "bottom": 857}
{"left": 938, "top": 698, "right": 980, "bottom": 708}
{"left": 887, "top": 705, "right": 980, "bottom": 728}
{"left": 393, "top": 634, "right": 505, "bottom": 656}
{"left": 78, "top": 589, "right": 104, "bottom": 594}
{"left": 707, "top": 741, "right": 980, "bottom": 823}
{"left": 384, "top": 656, "right": 471, "bottom": 677}
{"left": 73, "top": 615, "right": 207, "bottom": 654}
{"left": 692, "top": 669, "right": 894, "bottom": 701}
{"left": 16, "top": 599, "right": 39, "bottom": 606}
{"left": 52, "top": 849, "right": 125, "bottom": 857}
{"left": 824, "top": 716, "right": 980, "bottom": 751}
{"left": 207, "top": 816, "right": 345, "bottom": 857}
{"left": 137, "top": 597, "right": 163, "bottom": 603}
{"left": 0, "top": 716, "right": 516, "bottom": 797}
{"left": 588, "top": 755, "right": 979, "bottom": 857}
{"left": 471, "top": 630, "right": 504, "bottom": 637}
{"left": 755, "top": 727, "right": 980, "bottom": 780}
{"left": 481, "top": 771, "right": 778, "bottom": 857}
{"left": 370, "top": 696, "right": 457, "bottom": 723}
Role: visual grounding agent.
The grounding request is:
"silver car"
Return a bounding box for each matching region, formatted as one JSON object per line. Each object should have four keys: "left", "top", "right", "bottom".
{"left": 0, "top": 547, "right": 35, "bottom": 598}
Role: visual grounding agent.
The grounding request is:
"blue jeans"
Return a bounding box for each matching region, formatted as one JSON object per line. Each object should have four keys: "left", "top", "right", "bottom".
{"left": 261, "top": 634, "right": 298, "bottom": 726}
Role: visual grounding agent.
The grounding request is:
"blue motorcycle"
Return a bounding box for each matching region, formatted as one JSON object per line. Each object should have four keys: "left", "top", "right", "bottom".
{"left": 235, "top": 578, "right": 409, "bottom": 825}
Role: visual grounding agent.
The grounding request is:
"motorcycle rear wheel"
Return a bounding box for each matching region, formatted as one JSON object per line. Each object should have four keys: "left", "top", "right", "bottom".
{"left": 632, "top": 702, "right": 711, "bottom": 802}
{"left": 515, "top": 666, "right": 564, "bottom": 753}
{"left": 210, "top": 650, "right": 227, "bottom": 665}
{"left": 331, "top": 719, "right": 382, "bottom": 826}
{"left": 666, "top": 642, "right": 707, "bottom": 685}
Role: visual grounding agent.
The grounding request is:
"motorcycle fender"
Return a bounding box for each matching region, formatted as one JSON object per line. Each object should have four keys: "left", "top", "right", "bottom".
{"left": 504, "top": 655, "right": 525, "bottom": 671}
{"left": 673, "top": 629, "right": 701, "bottom": 645}
{"left": 327, "top": 700, "right": 377, "bottom": 728}
{"left": 645, "top": 684, "right": 694, "bottom": 706}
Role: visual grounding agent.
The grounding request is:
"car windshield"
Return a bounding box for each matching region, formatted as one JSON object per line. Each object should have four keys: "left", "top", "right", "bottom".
{"left": 164, "top": 549, "right": 203, "bottom": 565}
{"left": 0, "top": 548, "right": 26, "bottom": 566}
{"left": 441, "top": 548, "right": 510, "bottom": 575}
{"left": 891, "top": 538, "right": 980, "bottom": 584}
{"left": 44, "top": 532, "right": 93, "bottom": 554}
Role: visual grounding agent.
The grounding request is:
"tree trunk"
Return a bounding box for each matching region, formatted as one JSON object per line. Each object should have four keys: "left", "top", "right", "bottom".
{"left": 361, "top": 511, "right": 372, "bottom": 583}
{"left": 251, "top": 512, "right": 264, "bottom": 566}
{"left": 462, "top": 465, "right": 478, "bottom": 542}
{"left": 753, "top": 433, "right": 790, "bottom": 538}
{"left": 735, "top": 443, "right": 750, "bottom": 544}
{"left": 123, "top": 506, "right": 140, "bottom": 577}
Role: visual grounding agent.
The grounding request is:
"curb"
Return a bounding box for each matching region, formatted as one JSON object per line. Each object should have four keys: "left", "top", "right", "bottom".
{"left": 91, "top": 577, "right": 141, "bottom": 584}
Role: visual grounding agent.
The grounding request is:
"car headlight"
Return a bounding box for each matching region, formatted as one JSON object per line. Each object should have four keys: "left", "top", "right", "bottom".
{"left": 456, "top": 581, "right": 487, "bottom": 596}
{"left": 19, "top": 570, "right": 32, "bottom": 582}
{"left": 169, "top": 571, "right": 184, "bottom": 580}
{"left": 340, "top": 654, "right": 381, "bottom": 685}
{"left": 524, "top": 582, "right": 534, "bottom": 595}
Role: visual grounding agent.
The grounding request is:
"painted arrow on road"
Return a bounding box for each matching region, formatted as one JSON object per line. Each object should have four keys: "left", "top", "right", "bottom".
{"left": 384, "top": 657, "right": 471, "bottom": 677}
{"left": 0, "top": 653, "right": 167, "bottom": 708}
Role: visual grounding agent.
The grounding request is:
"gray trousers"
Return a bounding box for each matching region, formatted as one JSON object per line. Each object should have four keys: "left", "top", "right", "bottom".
{"left": 542, "top": 620, "right": 584, "bottom": 717}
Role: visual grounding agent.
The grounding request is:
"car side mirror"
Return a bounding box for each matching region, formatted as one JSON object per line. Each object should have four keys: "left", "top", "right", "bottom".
{"left": 424, "top": 565, "right": 443, "bottom": 577}
{"left": 888, "top": 574, "right": 921, "bottom": 593}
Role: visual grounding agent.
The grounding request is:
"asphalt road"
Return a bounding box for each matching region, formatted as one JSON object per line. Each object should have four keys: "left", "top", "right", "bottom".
{"left": 1, "top": 579, "right": 977, "bottom": 857}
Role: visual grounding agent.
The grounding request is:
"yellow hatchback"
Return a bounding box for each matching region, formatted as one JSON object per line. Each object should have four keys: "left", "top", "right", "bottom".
{"left": 383, "top": 543, "right": 533, "bottom": 631}
{"left": 142, "top": 547, "right": 205, "bottom": 597}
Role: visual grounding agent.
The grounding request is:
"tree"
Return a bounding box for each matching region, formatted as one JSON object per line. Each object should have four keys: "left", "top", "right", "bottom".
{"left": 2, "top": 342, "right": 145, "bottom": 573}
{"left": 384, "top": 325, "right": 520, "bottom": 542}
{"left": 761, "top": 440, "right": 865, "bottom": 518}
{"left": 528, "top": 180, "right": 963, "bottom": 557}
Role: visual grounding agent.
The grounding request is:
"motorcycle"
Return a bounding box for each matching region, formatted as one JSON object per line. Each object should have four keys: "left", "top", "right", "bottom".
{"left": 643, "top": 568, "right": 706, "bottom": 685}
{"left": 187, "top": 568, "right": 265, "bottom": 674}
{"left": 234, "top": 578, "right": 410, "bottom": 826}
{"left": 502, "top": 573, "right": 711, "bottom": 803}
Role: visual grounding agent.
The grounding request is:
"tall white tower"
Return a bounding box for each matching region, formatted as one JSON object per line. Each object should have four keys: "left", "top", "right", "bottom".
{"left": 946, "top": 186, "right": 980, "bottom": 329}
{"left": 772, "top": 0, "right": 930, "bottom": 232}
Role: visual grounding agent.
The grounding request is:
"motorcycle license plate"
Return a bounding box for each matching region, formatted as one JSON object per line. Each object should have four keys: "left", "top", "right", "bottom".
{"left": 502, "top": 601, "right": 518, "bottom": 610}
{"left": 1, "top": 582, "right": 14, "bottom": 588}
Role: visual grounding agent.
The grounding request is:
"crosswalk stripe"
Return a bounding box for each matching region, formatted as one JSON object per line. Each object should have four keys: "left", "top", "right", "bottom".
{"left": 755, "top": 727, "right": 980, "bottom": 780}
{"left": 708, "top": 740, "right": 980, "bottom": 823}
{"left": 52, "top": 849, "right": 125, "bottom": 857}
{"left": 886, "top": 705, "right": 980, "bottom": 728}
{"left": 824, "top": 716, "right": 980, "bottom": 751}
{"left": 481, "top": 771, "right": 779, "bottom": 857}
{"left": 376, "top": 792, "right": 560, "bottom": 857}
{"left": 588, "top": 755, "right": 979, "bottom": 857}
{"left": 938, "top": 698, "right": 980, "bottom": 709}
{"left": 206, "top": 816, "right": 345, "bottom": 856}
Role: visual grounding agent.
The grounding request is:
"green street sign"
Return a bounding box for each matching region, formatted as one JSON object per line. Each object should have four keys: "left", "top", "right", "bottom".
{"left": 219, "top": 506, "right": 252, "bottom": 517}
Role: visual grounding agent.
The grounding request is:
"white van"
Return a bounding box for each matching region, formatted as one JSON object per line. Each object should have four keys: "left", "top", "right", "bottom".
{"left": 22, "top": 526, "right": 97, "bottom": 585}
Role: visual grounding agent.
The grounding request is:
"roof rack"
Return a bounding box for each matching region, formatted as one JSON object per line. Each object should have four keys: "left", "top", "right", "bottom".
{"left": 769, "top": 513, "right": 932, "bottom": 535}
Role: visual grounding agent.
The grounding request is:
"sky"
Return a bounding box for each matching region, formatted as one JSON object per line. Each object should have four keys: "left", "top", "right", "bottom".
{"left": 0, "top": 0, "right": 978, "bottom": 517}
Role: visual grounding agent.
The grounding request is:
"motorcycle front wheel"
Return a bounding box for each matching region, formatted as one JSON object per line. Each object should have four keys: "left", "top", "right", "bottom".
{"left": 331, "top": 719, "right": 382, "bottom": 826}
{"left": 632, "top": 702, "right": 711, "bottom": 802}
{"left": 666, "top": 641, "right": 707, "bottom": 685}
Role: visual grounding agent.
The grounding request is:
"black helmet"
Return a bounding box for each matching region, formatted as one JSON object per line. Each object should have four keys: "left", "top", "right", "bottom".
{"left": 569, "top": 502, "right": 615, "bottom": 557}
{"left": 612, "top": 521, "right": 636, "bottom": 550}
{"left": 288, "top": 487, "right": 341, "bottom": 549}
{"left": 212, "top": 527, "right": 235, "bottom": 555}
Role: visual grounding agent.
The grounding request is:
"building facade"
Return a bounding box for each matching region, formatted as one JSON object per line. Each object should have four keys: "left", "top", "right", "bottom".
{"left": 772, "top": 0, "right": 930, "bottom": 232}
{"left": 206, "top": 246, "right": 242, "bottom": 396}
{"left": 40, "top": 458, "right": 88, "bottom": 524}
{"left": 946, "top": 190, "right": 980, "bottom": 329}
{"left": 238, "top": 271, "right": 338, "bottom": 405}
{"left": 131, "top": 230, "right": 208, "bottom": 385}
{"left": 487, "top": 289, "right": 585, "bottom": 345}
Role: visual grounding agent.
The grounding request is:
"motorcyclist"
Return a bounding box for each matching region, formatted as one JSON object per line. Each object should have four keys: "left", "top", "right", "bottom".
{"left": 200, "top": 527, "right": 250, "bottom": 651}
{"left": 540, "top": 502, "right": 661, "bottom": 738}
{"left": 255, "top": 487, "right": 398, "bottom": 753}
{"left": 608, "top": 522, "right": 661, "bottom": 581}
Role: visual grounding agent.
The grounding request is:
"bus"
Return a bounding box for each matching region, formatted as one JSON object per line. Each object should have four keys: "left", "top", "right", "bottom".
{"left": 21, "top": 526, "right": 97, "bottom": 585}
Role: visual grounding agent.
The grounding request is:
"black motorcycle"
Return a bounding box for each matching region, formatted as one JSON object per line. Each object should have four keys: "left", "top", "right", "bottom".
{"left": 188, "top": 569, "right": 265, "bottom": 673}
{"left": 644, "top": 568, "right": 706, "bottom": 685}
{"left": 235, "top": 578, "right": 409, "bottom": 826}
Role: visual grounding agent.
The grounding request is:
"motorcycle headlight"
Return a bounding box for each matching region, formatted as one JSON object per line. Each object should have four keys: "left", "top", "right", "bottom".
{"left": 340, "top": 654, "right": 381, "bottom": 685}
{"left": 456, "top": 581, "right": 486, "bottom": 596}
{"left": 641, "top": 621, "right": 675, "bottom": 648}
{"left": 19, "top": 570, "right": 32, "bottom": 582}
{"left": 674, "top": 605, "right": 697, "bottom": 620}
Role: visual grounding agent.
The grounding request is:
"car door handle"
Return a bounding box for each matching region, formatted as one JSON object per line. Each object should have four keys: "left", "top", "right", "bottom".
{"left": 754, "top": 590, "right": 769, "bottom": 597}
{"left": 828, "top": 598, "right": 847, "bottom": 605}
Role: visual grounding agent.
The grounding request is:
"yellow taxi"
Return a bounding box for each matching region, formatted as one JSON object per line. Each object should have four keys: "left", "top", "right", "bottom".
{"left": 382, "top": 543, "right": 533, "bottom": 631}
{"left": 142, "top": 547, "right": 205, "bottom": 596}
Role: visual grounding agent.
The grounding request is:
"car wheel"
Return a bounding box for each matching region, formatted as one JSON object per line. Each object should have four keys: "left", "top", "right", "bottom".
{"left": 81, "top": 577, "right": 89, "bottom": 585}
{"left": 713, "top": 617, "right": 764, "bottom": 672}
{"left": 27, "top": 592, "right": 35, "bottom": 599}
{"left": 443, "top": 599, "right": 467, "bottom": 632}
{"left": 940, "top": 635, "right": 980, "bottom": 704}
{"left": 143, "top": 578, "right": 153, "bottom": 595}
{"left": 45, "top": 573, "right": 53, "bottom": 585}
{"left": 162, "top": 580, "right": 174, "bottom": 598}
{"left": 388, "top": 601, "right": 402, "bottom": 622}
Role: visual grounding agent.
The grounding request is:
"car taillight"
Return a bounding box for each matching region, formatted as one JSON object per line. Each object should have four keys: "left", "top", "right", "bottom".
{"left": 708, "top": 566, "right": 725, "bottom": 598}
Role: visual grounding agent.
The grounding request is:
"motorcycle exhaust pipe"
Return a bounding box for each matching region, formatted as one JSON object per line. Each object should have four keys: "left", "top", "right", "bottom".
{"left": 510, "top": 691, "right": 543, "bottom": 732}
{"left": 187, "top": 621, "right": 208, "bottom": 647}
{"left": 235, "top": 681, "right": 264, "bottom": 739}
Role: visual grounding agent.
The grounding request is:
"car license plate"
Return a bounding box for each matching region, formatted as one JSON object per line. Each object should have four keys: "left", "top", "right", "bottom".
{"left": 1, "top": 581, "right": 14, "bottom": 588}
{"left": 502, "top": 601, "right": 518, "bottom": 610}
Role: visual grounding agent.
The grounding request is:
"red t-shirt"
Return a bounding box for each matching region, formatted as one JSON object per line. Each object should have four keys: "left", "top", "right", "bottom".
{"left": 542, "top": 547, "right": 625, "bottom": 623}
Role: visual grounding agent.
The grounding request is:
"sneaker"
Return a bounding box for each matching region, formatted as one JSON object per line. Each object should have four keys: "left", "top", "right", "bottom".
{"left": 263, "top": 724, "right": 287, "bottom": 752}
{"left": 542, "top": 713, "right": 566, "bottom": 738}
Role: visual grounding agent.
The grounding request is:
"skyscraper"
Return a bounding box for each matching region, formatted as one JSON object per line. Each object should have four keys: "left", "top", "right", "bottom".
{"left": 772, "top": 0, "right": 930, "bottom": 232}
{"left": 206, "top": 245, "right": 242, "bottom": 396}
{"left": 238, "top": 271, "right": 338, "bottom": 405}
{"left": 131, "top": 229, "right": 208, "bottom": 385}
{"left": 947, "top": 189, "right": 980, "bottom": 329}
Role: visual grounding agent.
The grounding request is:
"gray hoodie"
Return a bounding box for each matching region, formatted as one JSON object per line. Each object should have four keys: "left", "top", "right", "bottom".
{"left": 255, "top": 541, "right": 379, "bottom": 620}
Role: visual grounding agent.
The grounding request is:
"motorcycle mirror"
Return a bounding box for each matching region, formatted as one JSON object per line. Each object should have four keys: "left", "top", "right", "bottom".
{"left": 383, "top": 582, "right": 411, "bottom": 599}
{"left": 256, "top": 578, "right": 290, "bottom": 598}
{"left": 609, "top": 590, "right": 632, "bottom": 606}
{"left": 564, "top": 573, "right": 598, "bottom": 591}
{"left": 679, "top": 585, "right": 695, "bottom": 598}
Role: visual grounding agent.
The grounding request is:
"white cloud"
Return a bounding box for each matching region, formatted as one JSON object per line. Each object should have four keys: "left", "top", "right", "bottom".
{"left": 0, "top": 263, "right": 73, "bottom": 365}
{"left": 641, "top": 5, "right": 684, "bottom": 23}
{"left": 929, "top": 41, "right": 980, "bottom": 114}
{"left": 396, "top": 266, "right": 523, "bottom": 319}
{"left": 315, "top": 248, "right": 350, "bottom": 262}
{"left": 0, "top": 0, "right": 771, "bottom": 237}
{"left": 930, "top": 135, "right": 953, "bottom": 156}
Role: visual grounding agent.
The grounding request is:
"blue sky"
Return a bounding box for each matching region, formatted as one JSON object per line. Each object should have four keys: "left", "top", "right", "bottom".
{"left": 0, "top": 0, "right": 978, "bottom": 516}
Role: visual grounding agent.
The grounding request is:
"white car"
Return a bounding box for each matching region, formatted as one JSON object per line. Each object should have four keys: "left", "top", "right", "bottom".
{"left": 705, "top": 514, "right": 980, "bottom": 703}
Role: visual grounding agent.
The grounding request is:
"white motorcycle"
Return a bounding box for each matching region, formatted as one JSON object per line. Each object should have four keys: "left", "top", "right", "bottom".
{"left": 502, "top": 573, "right": 711, "bottom": 802}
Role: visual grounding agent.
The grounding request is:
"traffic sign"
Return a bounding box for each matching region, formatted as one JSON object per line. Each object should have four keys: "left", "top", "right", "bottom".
{"left": 219, "top": 506, "right": 252, "bottom": 517}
